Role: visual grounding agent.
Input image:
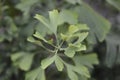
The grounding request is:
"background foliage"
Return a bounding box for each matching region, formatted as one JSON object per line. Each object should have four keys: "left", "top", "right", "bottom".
{"left": 0, "top": 0, "right": 120, "bottom": 80}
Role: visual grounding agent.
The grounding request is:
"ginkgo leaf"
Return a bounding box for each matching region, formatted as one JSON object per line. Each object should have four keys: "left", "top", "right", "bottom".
{"left": 73, "top": 65, "right": 90, "bottom": 78}
{"left": 64, "top": 47, "right": 76, "bottom": 57}
{"left": 77, "top": 32, "right": 89, "bottom": 42}
{"left": 49, "top": 10, "right": 59, "bottom": 34}
{"left": 34, "top": 14, "right": 55, "bottom": 33}
{"left": 69, "top": 43, "right": 86, "bottom": 51}
{"left": 73, "top": 53, "right": 99, "bottom": 68}
{"left": 68, "top": 25, "right": 79, "bottom": 34}
{"left": 67, "top": 65, "right": 78, "bottom": 80}
{"left": 60, "top": 24, "right": 89, "bottom": 43}
{"left": 27, "top": 36, "right": 43, "bottom": 46}
{"left": 41, "top": 55, "right": 56, "bottom": 69}
{"left": 76, "top": 44, "right": 86, "bottom": 51}
{"left": 34, "top": 14, "right": 50, "bottom": 28}
{"left": 33, "top": 32, "right": 47, "bottom": 42}
{"left": 59, "top": 9, "right": 78, "bottom": 24}
{"left": 55, "top": 56, "right": 64, "bottom": 71}
{"left": 11, "top": 52, "right": 35, "bottom": 71}
{"left": 60, "top": 33, "right": 68, "bottom": 40}
{"left": 11, "top": 52, "right": 25, "bottom": 61}
{"left": 74, "top": 3, "right": 111, "bottom": 44}
{"left": 19, "top": 54, "right": 34, "bottom": 71}
{"left": 25, "top": 67, "right": 45, "bottom": 80}
{"left": 77, "top": 24, "right": 89, "bottom": 31}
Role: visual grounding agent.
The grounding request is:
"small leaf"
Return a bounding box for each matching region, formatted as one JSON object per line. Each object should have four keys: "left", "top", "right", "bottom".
{"left": 59, "top": 10, "right": 78, "bottom": 24}
{"left": 11, "top": 52, "right": 35, "bottom": 71}
{"left": 76, "top": 44, "right": 86, "bottom": 51}
{"left": 68, "top": 25, "right": 79, "bottom": 34}
{"left": 25, "top": 67, "right": 45, "bottom": 80}
{"left": 33, "top": 32, "right": 47, "bottom": 42}
{"left": 64, "top": 47, "right": 76, "bottom": 57}
{"left": 60, "top": 33, "right": 68, "bottom": 40}
{"left": 41, "top": 55, "right": 56, "bottom": 69}
{"left": 27, "top": 36, "right": 36, "bottom": 43}
{"left": 55, "top": 56, "right": 64, "bottom": 71}
{"left": 34, "top": 14, "right": 50, "bottom": 28}
{"left": 67, "top": 65, "right": 78, "bottom": 80}
{"left": 49, "top": 10, "right": 59, "bottom": 34}
{"left": 11, "top": 52, "right": 25, "bottom": 61}
{"left": 77, "top": 24, "right": 89, "bottom": 31}
{"left": 19, "top": 54, "right": 34, "bottom": 71}
{"left": 73, "top": 65, "right": 90, "bottom": 78}
{"left": 74, "top": 53, "right": 99, "bottom": 68}
{"left": 77, "top": 32, "right": 89, "bottom": 42}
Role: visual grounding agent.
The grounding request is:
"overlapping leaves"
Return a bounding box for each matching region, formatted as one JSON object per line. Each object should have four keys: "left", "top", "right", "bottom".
{"left": 26, "top": 9, "right": 98, "bottom": 80}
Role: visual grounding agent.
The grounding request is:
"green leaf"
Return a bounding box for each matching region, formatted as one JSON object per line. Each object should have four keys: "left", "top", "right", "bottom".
{"left": 64, "top": 43, "right": 87, "bottom": 58}
{"left": 74, "top": 3, "right": 111, "bottom": 44}
{"left": 35, "top": 23, "right": 52, "bottom": 37}
{"left": 41, "top": 55, "right": 56, "bottom": 69}
{"left": 73, "top": 65, "right": 90, "bottom": 78}
{"left": 25, "top": 67, "right": 45, "bottom": 80}
{"left": 60, "top": 33, "right": 68, "bottom": 40}
{"left": 11, "top": 52, "right": 25, "bottom": 61}
{"left": 55, "top": 56, "right": 64, "bottom": 71}
{"left": 11, "top": 52, "right": 35, "bottom": 71}
{"left": 68, "top": 25, "right": 79, "bottom": 34}
{"left": 49, "top": 10, "right": 59, "bottom": 34}
{"left": 64, "top": 46, "right": 76, "bottom": 58}
{"left": 77, "top": 32, "right": 89, "bottom": 42}
{"left": 74, "top": 53, "right": 99, "bottom": 68}
{"left": 59, "top": 10, "right": 78, "bottom": 24}
{"left": 77, "top": 24, "right": 89, "bottom": 30}
{"left": 107, "top": 0, "right": 120, "bottom": 11}
{"left": 69, "top": 43, "right": 86, "bottom": 51}
{"left": 19, "top": 54, "right": 34, "bottom": 71}
{"left": 27, "top": 36, "right": 37, "bottom": 43}
{"left": 27, "top": 36, "right": 43, "bottom": 46}
{"left": 33, "top": 32, "right": 47, "bottom": 42}
{"left": 60, "top": 24, "right": 89, "bottom": 43}
{"left": 34, "top": 14, "right": 52, "bottom": 32}
{"left": 67, "top": 67, "right": 78, "bottom": 80}
{"left": 68, "top": 70, "right": 78, "bottom": 80}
